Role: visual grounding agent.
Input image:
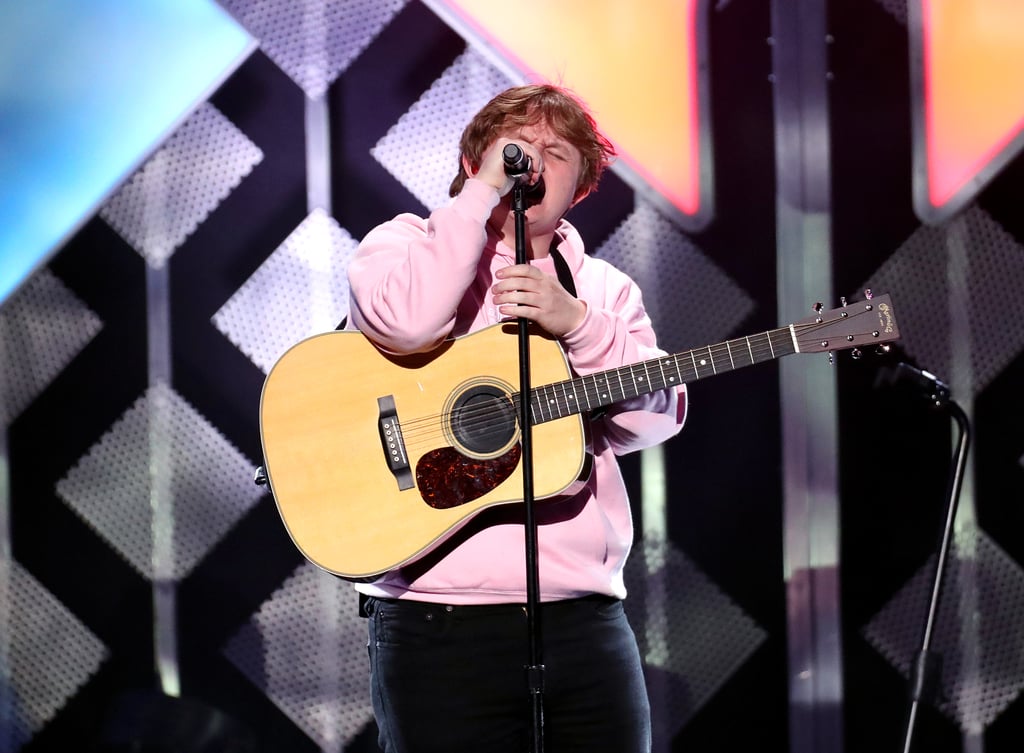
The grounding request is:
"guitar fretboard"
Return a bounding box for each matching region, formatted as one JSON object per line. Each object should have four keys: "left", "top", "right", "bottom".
{"left": 524, "top": 325, "right": 798, "bottom": 425}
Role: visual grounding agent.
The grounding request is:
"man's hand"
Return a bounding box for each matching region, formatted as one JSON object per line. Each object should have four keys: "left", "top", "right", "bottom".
{"left": 471, "top": 138, "right": 544, "bottom": 197}
{"left": 492, "top": 264, "right": 585, "bottom": 336}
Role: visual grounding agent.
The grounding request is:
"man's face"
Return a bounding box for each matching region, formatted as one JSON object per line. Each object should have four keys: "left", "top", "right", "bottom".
{"left": 505, "top": 122, "right": 584, "bottom": 230}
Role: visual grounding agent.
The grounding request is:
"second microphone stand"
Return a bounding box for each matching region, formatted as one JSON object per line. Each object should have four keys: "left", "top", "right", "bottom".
{"left": 896, "top": 365, "right": 971, "bottom": 753}
{"left": 510, "top": 180, "right": 546, "bottom": 753}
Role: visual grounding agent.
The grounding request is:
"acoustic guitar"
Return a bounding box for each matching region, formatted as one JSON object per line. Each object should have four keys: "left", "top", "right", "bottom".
{"left": 259, "top": 294, "right": 899, "bottom": 579}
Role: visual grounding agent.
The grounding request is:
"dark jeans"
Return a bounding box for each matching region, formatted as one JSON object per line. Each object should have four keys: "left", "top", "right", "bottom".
{"left": 365, "top": 594, "right": 651, "bottom": 753}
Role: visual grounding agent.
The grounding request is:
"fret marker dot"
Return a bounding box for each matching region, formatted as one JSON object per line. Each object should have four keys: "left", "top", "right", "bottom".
{"left": 700, "top": 359, "right": 707, "bottom": 366}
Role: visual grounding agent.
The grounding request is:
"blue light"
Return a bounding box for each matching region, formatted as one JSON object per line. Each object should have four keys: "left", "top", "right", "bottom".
{"left": 0, "top": 0, "right": 254, "bottom": 306}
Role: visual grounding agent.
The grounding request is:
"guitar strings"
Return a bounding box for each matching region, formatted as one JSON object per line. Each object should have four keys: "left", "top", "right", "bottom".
{"left": 396, "top": 319, "right": 846, "bottom": 448}
{"left": 393, "top": 314, "right": 874, "bottom": 451}
{"left": 392, "top": 323, "right": 841, "bottom": 451}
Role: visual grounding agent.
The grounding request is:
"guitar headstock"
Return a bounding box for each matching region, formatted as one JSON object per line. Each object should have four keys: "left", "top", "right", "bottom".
{"left": 793, "top": 292, "right": 900, "bottom": 356}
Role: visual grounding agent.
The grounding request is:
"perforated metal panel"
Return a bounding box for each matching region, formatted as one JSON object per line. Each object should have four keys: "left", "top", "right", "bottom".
{"left": 372, "top": 48, "right": 512, "bottom": 212}
{"left": 218, "top": 0, "right": 408, "bottom": 99}
{"left": 863, "top": 526, "right": 1024, "bottom": 730}
{"left": 6, "top": 560, "right": 108, "bottom": 751}
{"left": 624, "top": 536, "right": 767, "bottom": 739}
{"left": 0, "top": 269, "right": 102, "bottom": 424}
{"left": 212, "top": 208, "right": 358, "bottom": 373}
{"left": 595, "top": 199, "right": 755, "bottom": 354}
{"left": 224, "top": 562, "right": 371, "bottom": 753}
{"left": 55, "top": 382, "right": 264, "bottom": 580}
{"left": 859, "top": 206, "right": 1024, "bottom": 395}
{"left": 100, "top": 102, "right": 263, "bottom": 268}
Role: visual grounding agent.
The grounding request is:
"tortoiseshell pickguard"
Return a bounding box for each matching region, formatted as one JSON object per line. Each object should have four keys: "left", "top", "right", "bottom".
{"left": 416, "top": 444, "right": 522, "bottom": 509}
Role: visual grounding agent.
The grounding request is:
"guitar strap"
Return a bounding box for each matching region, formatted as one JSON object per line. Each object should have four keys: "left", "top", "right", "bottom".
{"left": 549, "top": 239, "right": 605, "bottom": 423}
{"left": 549, "top": 237, "right": 577, "bottom": 297}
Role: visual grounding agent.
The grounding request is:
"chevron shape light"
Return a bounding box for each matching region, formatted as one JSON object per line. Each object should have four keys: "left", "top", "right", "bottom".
{"left": 911, "top": 0, "right": 1024, "bottom": 223}
{"left": 429, "top": 0, "right": 713, "bottom": 229}
{"left": 0, "top": 0, "right": 253, "bottom": 306}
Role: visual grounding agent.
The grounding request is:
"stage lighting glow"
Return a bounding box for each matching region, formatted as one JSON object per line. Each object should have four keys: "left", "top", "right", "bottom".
{"left": 0, "top": 0, "right": 254, "bottom": 306}
{"left": 429, "top": 0, "right": 711, "bottom": 229}
{"left": 913, "top": 0, "right": 1024, "bottom": 222}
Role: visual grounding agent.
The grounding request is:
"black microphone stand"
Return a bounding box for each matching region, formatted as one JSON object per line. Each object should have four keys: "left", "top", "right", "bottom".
{"left": 892, "top": 364, "right": 971, "bottom": 753}
{"left": 510, "top": 179, "right": 546, "bottom": 753}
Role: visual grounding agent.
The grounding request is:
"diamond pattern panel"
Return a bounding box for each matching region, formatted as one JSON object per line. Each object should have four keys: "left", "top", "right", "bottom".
{"left": 100, "top": 102, "right": 263, "bottom": 268}
{"left": 212, "top": 208, "right": 358, "bottom": 374}
{"left": 863, "top": 526, "right": 1024, "bottom": 731}
{"left": 372, "top": 48, "right": 512, "bottom": 212}
{"left": 0, "top": 269, "right": 102, "bottom": 425}
{"left": 625, "top": 536, "right": 767, "bottom": 739}
{"left": 860, "top": 206, "right": 1024, "bottom": 395}
{"left": 6, "top": 560, "right": 108, "bottom": 751}
{"left": 595, "top": 199, "right": 755, "bottom": 354}
{"left": 223, "top": 562, "right": 371, "bottom": 753}
{"left": 218, "top": 0, "right": 408, "bottom": 99}
{"left": 55, "top": 382, "right": 264, "bottom": 581}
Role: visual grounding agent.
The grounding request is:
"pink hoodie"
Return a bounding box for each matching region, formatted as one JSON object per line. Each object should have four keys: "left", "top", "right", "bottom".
{"left": 347, "top": 179, "right": 686, "bottom": 603}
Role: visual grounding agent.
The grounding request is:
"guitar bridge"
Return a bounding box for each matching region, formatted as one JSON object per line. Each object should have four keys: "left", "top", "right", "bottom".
{"left": 378, "top": 395, "right": 413, "bottom": 490}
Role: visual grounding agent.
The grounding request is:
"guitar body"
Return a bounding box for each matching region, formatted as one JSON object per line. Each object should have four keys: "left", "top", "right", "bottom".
{"left": 259, "top": 324, "right": 587, "bottom": 579}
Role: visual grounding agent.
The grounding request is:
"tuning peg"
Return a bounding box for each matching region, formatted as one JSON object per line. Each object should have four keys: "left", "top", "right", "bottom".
{"left": 875, "top": 344, "right": 891, "bottom": 355}
{"left": 828, "top": 351, "right": 834, "bottom": 365}
{"left": 840, "top": 296, "right": 848, "bottom": 307}
{"left": 851, "top": 348, "right": 863, "bottom": 360}
{"left": 864, "top": 288, "right": 873, "bottom": 300}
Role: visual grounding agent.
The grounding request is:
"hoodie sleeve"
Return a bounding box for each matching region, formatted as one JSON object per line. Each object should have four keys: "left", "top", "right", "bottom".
{"left": 559, "top": 259, "right": 686, "bottom": 455}
{"left": 347, "top": 179, "right": 500, "bottom": 354}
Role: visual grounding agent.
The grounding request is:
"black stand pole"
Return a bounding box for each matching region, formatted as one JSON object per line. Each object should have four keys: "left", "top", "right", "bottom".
{"left": 511, "top": 181, "right": 545, "bottom": 753}
{"left": 891, "top": 364, "right": 971, "bottom": 753}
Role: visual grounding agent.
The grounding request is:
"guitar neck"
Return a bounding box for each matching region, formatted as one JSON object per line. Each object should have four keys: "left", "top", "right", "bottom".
{"left": 525, "top": 325, "right": 798, "bottom": 425}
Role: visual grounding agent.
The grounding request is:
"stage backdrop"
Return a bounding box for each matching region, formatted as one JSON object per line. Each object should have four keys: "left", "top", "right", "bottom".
{"left": 1, "top": 1, "right": 1022, "bottom": 752}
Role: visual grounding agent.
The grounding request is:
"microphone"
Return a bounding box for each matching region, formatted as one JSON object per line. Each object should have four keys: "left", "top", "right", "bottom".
{"left": 875, "top": 361, "right": 951, "bottom": 404}
{"left": 502, "top": 143, "right": 531, "bottom": 179}
{"left": 501, "top": 143, "right": 545, "bottom": 203}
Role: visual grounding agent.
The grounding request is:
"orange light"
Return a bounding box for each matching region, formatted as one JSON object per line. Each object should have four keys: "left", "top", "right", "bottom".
{"left": 917, "top": 0, "right": 1024, "bottom": 217}
{"left": 437, "top": 0, "right": 707, "bottom": 224}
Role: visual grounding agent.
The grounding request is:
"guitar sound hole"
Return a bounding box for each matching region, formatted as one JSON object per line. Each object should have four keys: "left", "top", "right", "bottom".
{"left": 451, "top": 386, "right": 517, "bottom": 456}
